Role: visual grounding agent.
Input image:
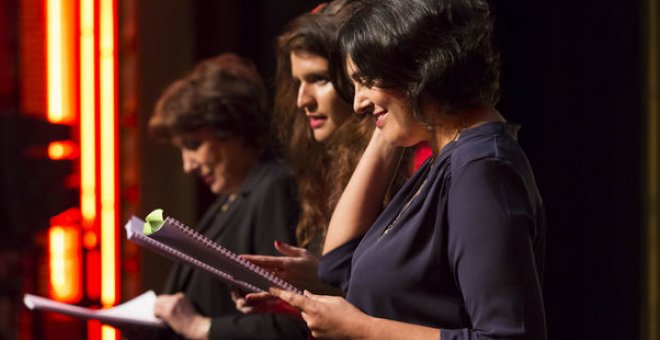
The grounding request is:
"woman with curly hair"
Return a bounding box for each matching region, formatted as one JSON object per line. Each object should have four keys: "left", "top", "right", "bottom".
{"left": 240, "top": 0, "right": 388, "bottom": 295}
{"left": 273, "top": 0, "right": 373, "bottom": 255}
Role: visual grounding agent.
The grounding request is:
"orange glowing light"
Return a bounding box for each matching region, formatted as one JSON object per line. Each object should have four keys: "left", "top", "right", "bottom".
{"left": 83, "top": 230, "right": 98, "bottom": 249}
{"left": 47, "top": 140, "right": 78, "bottom": 160}
{"left": 80, "top": 0, "right": 96, "bottom": 226}
{"left": 47, "top": 0, "right": 75, "bottom": 124}
{"left": 102, "top": 325, "right": 116, "bottom": 339}
{"left": 99, "top": 8, "right": 118, "bottom": 339}
{"left": 48, "top": 225, "right": 82, "bottom": 302}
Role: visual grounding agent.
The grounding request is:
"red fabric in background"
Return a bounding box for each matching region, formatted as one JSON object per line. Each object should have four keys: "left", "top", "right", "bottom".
{"left": 412, "top": 142, "right": 433, "bottom": 173}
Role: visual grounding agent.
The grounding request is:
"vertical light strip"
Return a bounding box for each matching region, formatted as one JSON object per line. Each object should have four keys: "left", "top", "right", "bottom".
{"left": 47, "top": 0, "right": 74, "bottom": 124}
{"left": 99, "top": 0, "right": 117, "bottom": 314}
{"left": 80, "top": 0, "right": 96, "bottom": 226}
{"left": 46, "top": 0, "right": 63, "bottom": 122}
{"left": 49, "top": 226, "right": 82, "bottom": 302}
{"left": 49, "top": 227, "right": 67, "bottom": 298}
{"left": 100, "top": 0, "right": 117, "bottom": 337}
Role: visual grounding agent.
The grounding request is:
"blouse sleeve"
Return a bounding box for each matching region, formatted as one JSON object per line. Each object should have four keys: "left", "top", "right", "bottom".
{"left": 442, "top": 158, "right": 546, "bottom": 340}
{"left": 318, "top": 236, "right": 363, "bottom": 292}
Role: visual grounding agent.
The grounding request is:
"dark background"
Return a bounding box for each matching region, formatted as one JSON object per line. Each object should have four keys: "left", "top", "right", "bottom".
{"left": 492, "top": 1, "right": 643, "bottom": 339}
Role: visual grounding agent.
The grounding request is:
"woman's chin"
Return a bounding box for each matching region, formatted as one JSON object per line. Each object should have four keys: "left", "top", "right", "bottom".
{"left": 209, "top": 183, "right": 222, "bottom": 195}
{"left": 313, "top": 130, "right": 331, "bottom": 143}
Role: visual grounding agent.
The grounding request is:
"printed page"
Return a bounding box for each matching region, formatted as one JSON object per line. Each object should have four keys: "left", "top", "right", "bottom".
{"left": 24, "top": 291, "right": 165, "bottom": 328}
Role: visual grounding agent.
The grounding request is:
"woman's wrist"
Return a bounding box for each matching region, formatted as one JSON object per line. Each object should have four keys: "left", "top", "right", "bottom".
{"left": 349, "top": 313, "right": 376, "bottom": 340}
{"left": 368, "top": 128, "right": 400, "bottom": 158}
{"left": 188, "top": 316, "right": 211, "bottom": 340}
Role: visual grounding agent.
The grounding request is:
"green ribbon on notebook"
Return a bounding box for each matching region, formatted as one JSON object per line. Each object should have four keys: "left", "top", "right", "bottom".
{"left": 144, "top": 209, "right": 165, "bottom": 235}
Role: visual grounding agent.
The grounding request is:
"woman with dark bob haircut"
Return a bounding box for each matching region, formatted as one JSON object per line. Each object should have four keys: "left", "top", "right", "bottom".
{"left": 272, "top": 0, "right": 547, "bottom": 339}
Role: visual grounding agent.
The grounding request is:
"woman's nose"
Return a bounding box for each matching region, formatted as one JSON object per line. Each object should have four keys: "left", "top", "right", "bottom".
{"left": 353, "top": 88, "right": 372, "bottom": 115}
{"left": 181, "top": 149, "right": 196, "bottom": 174}
{"left": 296, "top": 82, "right": 316, "bottom": 111}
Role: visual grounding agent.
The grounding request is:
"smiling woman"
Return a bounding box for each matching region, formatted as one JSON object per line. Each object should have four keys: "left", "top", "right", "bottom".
{"left": 347, "top": 58, "right": 431, "bottom": 147}
{"left": 145, "top": 53, "right": 302, "bottom": 339}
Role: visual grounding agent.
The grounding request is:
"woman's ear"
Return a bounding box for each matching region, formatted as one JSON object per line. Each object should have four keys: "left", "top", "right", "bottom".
{"left": 414, "top": 94, "right": 433, "bottom": 123}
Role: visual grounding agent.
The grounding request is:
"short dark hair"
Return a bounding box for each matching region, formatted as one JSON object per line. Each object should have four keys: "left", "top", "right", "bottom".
{"left": 150, "top": 53, "right": 269, "bottom": 149}
{"left": 337, "top": 0, "right": 501, "bottom": 117}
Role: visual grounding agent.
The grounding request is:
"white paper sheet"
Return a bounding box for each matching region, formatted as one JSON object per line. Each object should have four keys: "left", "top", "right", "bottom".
{"left": 24, "top": 290, "right": 165, "bottom": 328}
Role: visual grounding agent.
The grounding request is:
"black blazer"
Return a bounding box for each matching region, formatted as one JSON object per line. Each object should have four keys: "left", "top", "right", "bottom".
{"left": 162, "top": 159, "right": 307, "bottom": 339}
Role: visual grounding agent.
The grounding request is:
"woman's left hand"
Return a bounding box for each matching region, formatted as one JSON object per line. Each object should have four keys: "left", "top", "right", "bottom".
{"left": 270, "top": 288, "right": 370, "bottom": 339}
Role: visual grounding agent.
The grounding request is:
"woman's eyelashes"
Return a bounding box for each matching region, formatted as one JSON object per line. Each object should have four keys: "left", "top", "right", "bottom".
{"left": 182, "top": 139, "right": 202, "bottom": 151}
{"left": 351, "top": 75, "right": 375, "bottom": 90}
{"left": 296, "top": 72, "right": 330, "bottom": 86}
{"left": 308, "top": 74, "right": 330, "bottom": 85}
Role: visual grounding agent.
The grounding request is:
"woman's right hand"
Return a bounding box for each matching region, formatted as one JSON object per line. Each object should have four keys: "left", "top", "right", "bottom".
{"left": 154, "top": 293, "right": 210, "bottom": 340}
{"left": 241, "top": 241, "right": 341, "bottom": 295}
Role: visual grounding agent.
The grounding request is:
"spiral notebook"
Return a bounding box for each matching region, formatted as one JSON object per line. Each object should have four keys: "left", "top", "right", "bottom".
{"left": 23, "top": 290, "right": 165, "bottom": 328}
{"left": 125, "top": 213, "right": 301, "bottom": 294}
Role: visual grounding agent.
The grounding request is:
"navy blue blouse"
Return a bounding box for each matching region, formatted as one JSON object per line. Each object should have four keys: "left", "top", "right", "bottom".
{"left": 319, "top": 122, "right": 546, "bottom": 340}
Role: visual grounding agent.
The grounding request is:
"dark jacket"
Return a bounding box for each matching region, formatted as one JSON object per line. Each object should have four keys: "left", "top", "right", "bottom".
{"left": 163, "top": 159, "right": 307, "bottom": 339}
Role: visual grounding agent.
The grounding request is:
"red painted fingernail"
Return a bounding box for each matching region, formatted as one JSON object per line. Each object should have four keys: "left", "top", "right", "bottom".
{"left": 275, "top": 240, "right": 282, "bottom": 247}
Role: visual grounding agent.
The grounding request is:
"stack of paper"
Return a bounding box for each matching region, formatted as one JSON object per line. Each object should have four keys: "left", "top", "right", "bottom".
{"left": 23, "top": 290, "right": 165, "bottom": 328}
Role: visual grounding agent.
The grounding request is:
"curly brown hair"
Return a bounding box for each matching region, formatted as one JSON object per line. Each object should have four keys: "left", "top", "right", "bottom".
{"left": 273, "top": 0, "right": 373, "bottom": 254}
{"left": 150, "top": 53, "right": 270, "bottom": 150}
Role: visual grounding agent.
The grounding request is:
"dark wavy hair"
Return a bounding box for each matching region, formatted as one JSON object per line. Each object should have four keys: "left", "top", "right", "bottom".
{"left": 150, "top": 53, "right": 270, "bottom": 150}
{"left": 336, "top": 0, "right": 501, "bottom": 120}
{"left": 273, "top": 0, "right": 373, "bottom": 253}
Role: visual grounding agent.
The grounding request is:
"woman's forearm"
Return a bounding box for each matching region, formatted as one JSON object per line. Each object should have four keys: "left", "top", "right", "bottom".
{"left": 323, "top": 129, "right": 401, "bottom": 254}
{"left": 355, "top": 316, "right": 440, "bottom": 340}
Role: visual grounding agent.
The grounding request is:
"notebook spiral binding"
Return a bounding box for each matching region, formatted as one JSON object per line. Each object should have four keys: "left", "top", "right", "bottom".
{"left": 165, "top": 217, "right": 302, "bottom": 294}
{"left": 133, "top": 231, "right": 262, "bottom": 293}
